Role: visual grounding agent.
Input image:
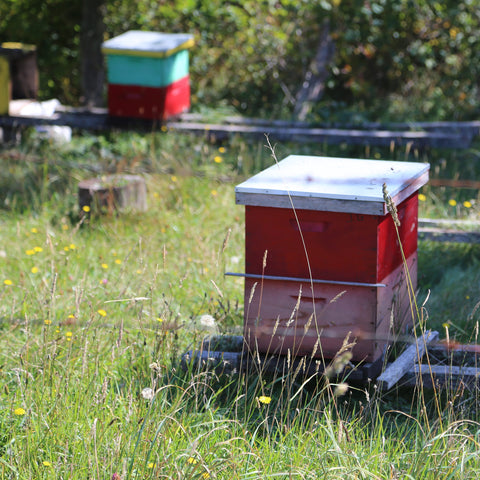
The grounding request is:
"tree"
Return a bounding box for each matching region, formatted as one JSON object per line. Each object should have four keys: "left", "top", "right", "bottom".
{"left": 80, "top": 0, "right": 106, "bottom": 107}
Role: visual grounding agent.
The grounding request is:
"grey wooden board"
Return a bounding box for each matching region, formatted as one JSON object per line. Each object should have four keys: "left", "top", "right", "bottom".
{"left": 418, "top": 218, "right": 480, "bottom": 244}
{"left": 0, "top": 113, "right": 469, "bottom": 148}
{"left": 401, "top": 364, "right": 480, "bottom": 389}
{"left": 167, "top": 121, "right": 467, "bottom": 149}
{"left": 376, "top": 330, "right": 439, "bottom": 391}
{"left": 235, "top": 155, "right": 429, "bottom": 215}
{"left": 181, "top": 113, "right": 480, "bottom": 136}
{"left": 418, "top": 228, "right": 480, "bottom": 244}
{"left": 181, "top": 343, "right": 383, "bottom": 381}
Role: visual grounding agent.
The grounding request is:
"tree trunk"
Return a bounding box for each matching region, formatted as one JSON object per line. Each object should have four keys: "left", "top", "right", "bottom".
{"left": 294, "top": 20, "right": 335, "bottom": 121}
{"left": 80, "top": 0, "right": 106, "bottom": 108}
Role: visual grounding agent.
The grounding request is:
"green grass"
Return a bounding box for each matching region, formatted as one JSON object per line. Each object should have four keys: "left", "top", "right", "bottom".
{"left": 1, "top": 129, "right": 480, "bottom": 477}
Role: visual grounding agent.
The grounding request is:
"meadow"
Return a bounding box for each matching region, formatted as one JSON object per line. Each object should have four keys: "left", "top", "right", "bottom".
{"left": 1, "top": 128, "right": 480, "bottom": 479}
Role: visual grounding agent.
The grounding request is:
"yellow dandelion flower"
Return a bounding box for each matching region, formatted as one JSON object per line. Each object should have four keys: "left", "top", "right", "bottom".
{"left": 466, "top": 295, "right": 470, "bottom": 300}
{"left": 31, "top": 267, "right": 39, "bottom": 274}
{"left": 258, "top": 395, "right": 271, "bottom": 404}
{"left": 14, "top": 407, "right": 26, "bottom": 416}
{"left": 69, "top": 244, "right": 76, "bottom": 250}
{"left": 171, "top": 175, "right": 178, "bottom": 183}
{"left": 68, "top": 314, "right": 75, "bottom": 319}
{"left": 31, "top": 228, "right": 38, "bottom": 234}
{"left": 42, "top": 461, "right": 52, "bottom": 467}
{"left": 448, "top": 199, "right": 457, "bottom": 207}
{"left": 418, "top": 193, "right": 427, "bottom": 202}
{"left": 136, "top": 269, "right": 142, "bottom": 274}
{"left": 101, "top": 263, "right": 108, "bottom": 269}
{"left": 115, "top": 259, "right": 122, "bottom": 265}
{"left": 153, "top": 192, "right": 159, "bottom": 198}
{"left": 62, "top": 224, "right": 69, "bottom": 231}
{"left": 98, "top": 309, "right": 107, "bottom": 317}
{"left": 214, "top": 156, "right": 223, "bottom": 164}
{"left": 44, "top": 319, "right": 52, "bottom": 325}
{"left": 26, "top": 249, "right": 35, "bottom": 256}
{"left": 463, "top": 201, "right": 472, "bottom": 208}
{"left": 187, "top": 457, "right": 198, "bottom": 465}
{"left": 157, "top": 317, "right": 163, "bottom": 323}
{"left": 211, "top": 190, "right": 218, "bottom": 196}
{"left": 82, "top": 205, "right": 91, "bottom": 213}
{"left": 202, "top": 472, "right": 210, "bottom": 479}
{"left": 64, "top": 246, "right": 70, "bottom": 252}
{"left": 3, "top": 279, "right": 13, "bottom": 286}
{"left": 218, "top": 146, "right": 226, "bottom": 153}
{"left": 147, "top": 462, "right": 156, "bottom": 469}
{"left": 66, "top": 331, "right": 73, "bottom": 337}
{"left": 34, "top": 246, "right": 43, "bottom": 253}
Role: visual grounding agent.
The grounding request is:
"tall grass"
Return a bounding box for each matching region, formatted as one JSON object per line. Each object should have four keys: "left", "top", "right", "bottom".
{"left": 1, "top": 130, "right": 480, "bottom": 477}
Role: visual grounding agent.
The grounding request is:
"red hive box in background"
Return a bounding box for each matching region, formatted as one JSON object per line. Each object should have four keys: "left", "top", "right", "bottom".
{"left": 234, "top": 155, "right": 429, "bottom": 363}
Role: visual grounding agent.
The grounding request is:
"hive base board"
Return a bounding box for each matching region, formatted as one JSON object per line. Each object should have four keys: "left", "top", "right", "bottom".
{"left": 182, "top": 332, "right": 480, "bottom": 391}
{"left": 181, "top": 335, "right": 384, "bottom": 382}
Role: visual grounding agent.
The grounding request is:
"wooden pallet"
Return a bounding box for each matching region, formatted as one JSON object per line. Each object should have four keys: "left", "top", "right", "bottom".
{"left": 182, "top": 331, "right": 480, "bottom": 391}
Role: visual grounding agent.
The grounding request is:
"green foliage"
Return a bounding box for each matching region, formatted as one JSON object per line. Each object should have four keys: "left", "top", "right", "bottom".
{"left": 1, "top": 128, "right": 480, "bottom": 476}
{"left": 0, "top": 0, "right": 82, "bottom": 103}
{"left": 1, "top": 0, "right": 480, "bottom": 120}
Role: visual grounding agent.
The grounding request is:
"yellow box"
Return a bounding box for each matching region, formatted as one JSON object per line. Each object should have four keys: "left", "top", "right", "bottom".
{"left": 0, "top": 56, "right": 9, "bottom": 115}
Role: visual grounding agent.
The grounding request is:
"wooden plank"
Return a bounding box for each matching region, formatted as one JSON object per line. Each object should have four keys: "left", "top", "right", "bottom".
{"left": 429, "top": 178, "right": 480, "bottom": 189}
{"left": 167, "top": 121, "right": 467, "bottom": 149}
{"left": 401, "top": 364, "right": 480, "bottom": 389}
{"left": 418, "top": 228, "right": 480, "bottom": 244}
{"left": 0, "top": 110, "right": 471, "bottom": 148}
{"left": 418, "top": 219, "right": 480, "bottom": 244}
{"left": 376, "top": 330, "right": 439, "bottom": 391}
{"left": 181, "top": 345, "right": 384, "bottom": 381}
{"left": 181, "top": 349, "right": 242, "bottom": 375}
{"left": 419, "top": 218, "right": 480, "bottom": 228}
{"left": 182, "top": 114, "right": 480, "bottom": 135}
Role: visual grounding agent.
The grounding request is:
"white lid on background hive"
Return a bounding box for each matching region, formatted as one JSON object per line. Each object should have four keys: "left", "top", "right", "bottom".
{"left": 102, "top": 31, "right": 194, "bottom": 58}
{"left": 235, "top": 155, "right": 429, "bottom": 215}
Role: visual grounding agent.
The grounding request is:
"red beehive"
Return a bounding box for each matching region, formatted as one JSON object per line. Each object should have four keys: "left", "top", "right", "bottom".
{"left": 235, "top": 155, "right": 429, "bottom": 363}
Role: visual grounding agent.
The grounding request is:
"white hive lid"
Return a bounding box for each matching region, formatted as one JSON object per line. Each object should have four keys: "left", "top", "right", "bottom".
{"left": 235, "top": 155, "right": 429, "bottom": 215}
{"left": 102, "top": 30, "right": 194, "bottom": 58}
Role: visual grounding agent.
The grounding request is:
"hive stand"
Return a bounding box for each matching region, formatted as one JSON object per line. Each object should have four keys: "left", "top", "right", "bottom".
{"left": 182, "top": 331, "right": 480, "bottom": 391}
